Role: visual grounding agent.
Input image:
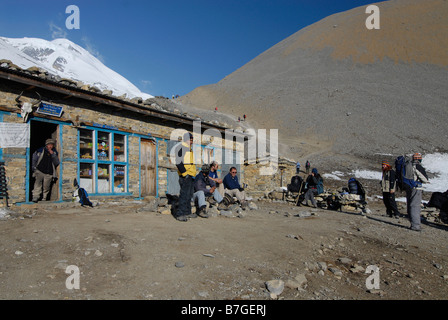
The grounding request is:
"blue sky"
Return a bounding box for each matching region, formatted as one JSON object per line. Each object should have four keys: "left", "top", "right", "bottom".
{"left": 0, "top": 0, "right": 379, "bottom": 97}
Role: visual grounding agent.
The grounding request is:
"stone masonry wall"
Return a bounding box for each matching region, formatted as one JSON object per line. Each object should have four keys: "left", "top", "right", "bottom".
{"left": 0, "top": 88, "right": 243, "bottom": 206}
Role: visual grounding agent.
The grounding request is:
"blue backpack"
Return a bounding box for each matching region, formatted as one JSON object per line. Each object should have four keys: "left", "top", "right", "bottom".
{"left": 316, "top": 178, "right": 324, "bottom": 195}
{"left": 395, "top": 155, "right": 420, "bottom": 191}
{"left": 78, "top": 187, "right": 93, "bottom": 207}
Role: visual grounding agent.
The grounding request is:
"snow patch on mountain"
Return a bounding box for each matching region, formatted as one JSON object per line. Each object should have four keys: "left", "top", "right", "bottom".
{"left": 0, "top": 36, "right": 153, "bottom": 99}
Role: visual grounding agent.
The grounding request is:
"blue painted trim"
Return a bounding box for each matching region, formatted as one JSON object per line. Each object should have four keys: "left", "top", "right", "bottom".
{"left": 25, "top": 141, "right": 31, "bottom": 202}
{"left": 138, "top": 136, "right": 142, "bottom": 197}
{"left": 0, "top": 113, "right": 3, "bottom": 162}
{"left": 1, "top": 154, "right": 27, "bottom": 159}
{"left": 58, "top": 124, "right": 63, "bottom": 201}
{"left": 155, "top": 137, "right": 159, "bottom": 198}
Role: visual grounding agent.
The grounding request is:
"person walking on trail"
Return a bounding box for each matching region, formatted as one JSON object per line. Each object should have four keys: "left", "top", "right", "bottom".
{"left": 31, "top": 138, "right": 60, "bottom": 202}
{"left": 174, "top": 132, "right": 196, "bottom": 222}
{"left": 305, "top": 160, "right": 310, "bottom": 174}
{"left": 295, "top": 161, "right": 301, "bottom": 174}
{"left": 381, "top": 160, "right": 400, "bottom": 219}
{"left": 405, "top": 153, "right": 429, "bottom": 231}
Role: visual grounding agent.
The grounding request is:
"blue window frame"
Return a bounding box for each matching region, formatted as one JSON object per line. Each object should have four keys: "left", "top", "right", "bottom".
{"left": 78, "top": 128, "right": 129, "bottom": 195}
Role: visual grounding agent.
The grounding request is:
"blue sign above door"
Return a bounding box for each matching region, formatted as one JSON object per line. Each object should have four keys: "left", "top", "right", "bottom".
{"left": 37, "top": 103, "right": 63, "bottom": 117}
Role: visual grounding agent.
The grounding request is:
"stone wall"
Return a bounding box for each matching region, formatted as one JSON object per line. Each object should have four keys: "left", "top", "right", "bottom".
{"left": 244, "top": 159, "right": 296, "bottom": 198}
{"left": 0, "top": 86, "right": 244, "bottom": 206}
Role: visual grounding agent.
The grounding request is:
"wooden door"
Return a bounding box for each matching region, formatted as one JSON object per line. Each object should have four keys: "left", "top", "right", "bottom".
{"left": 140, "top": 139, "right": 156, "bottom": 196}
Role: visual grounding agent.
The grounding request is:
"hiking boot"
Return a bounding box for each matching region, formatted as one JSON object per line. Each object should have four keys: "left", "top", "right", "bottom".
{"left": 186, "top": 212, "right": 198, "bottom": 218}
{"left": 217, "top": 201, "right": 228, "bottom": 211}
{"left": 175, "top": 215, "right": 188, "bottom": 222}
{"left": 197, "top": 206, "right": 209, "bottom": 218}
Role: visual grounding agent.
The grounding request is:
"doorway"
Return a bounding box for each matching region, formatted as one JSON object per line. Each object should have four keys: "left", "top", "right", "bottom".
{"left": 29, "top": 121, "right": 60, "bottom": 202}
{"left": 140, "top": 138, "right": 157, "bottom": 197}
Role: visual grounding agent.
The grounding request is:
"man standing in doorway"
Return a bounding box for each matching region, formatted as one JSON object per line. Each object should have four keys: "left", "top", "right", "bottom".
{"left": 174, "top": 132, "right": 196, "bottom": 222}
{"left": 32, "top": 138, "right": 59, "bottom": 202}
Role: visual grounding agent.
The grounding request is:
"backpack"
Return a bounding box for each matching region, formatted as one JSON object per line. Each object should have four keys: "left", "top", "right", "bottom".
{"left": 427, "top": 190, "right": 448, "bottom": 211}
{"left": 348, "top": 178, "right": 358, "bottom": 194}
{"left": 78, "top": 187, "right": 93, "bottom": 207}
{"left": 316, "top": 178, "right": 324, "bottom": 195}
{"left": 395, "top": 155, "right": 420, "bottom": 191}
{"left": 288, "top": 175, "right": 303, "bottom": 193}
{"left": 348, "top": 178, "right": 366, "bottom": 199}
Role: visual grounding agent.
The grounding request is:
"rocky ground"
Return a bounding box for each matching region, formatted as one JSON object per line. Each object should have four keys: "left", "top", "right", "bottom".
{"left": 1, "top": 191, "right": 447, "bottom": 302}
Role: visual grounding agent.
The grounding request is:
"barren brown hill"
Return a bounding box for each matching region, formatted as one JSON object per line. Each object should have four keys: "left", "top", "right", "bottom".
{"left": 179, "top": 0, "right": 448, "bottom": 170}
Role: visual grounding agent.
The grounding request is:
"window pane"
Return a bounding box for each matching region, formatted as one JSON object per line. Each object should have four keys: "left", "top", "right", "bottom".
{"left": 114, "top": 165, "right": 126, "bottom": 193}
{"left": 114, "top": 134, "right": 126, "bottom": 162}
{"left": 98, "top": 164, "right": 110, "bottom": 193}
{"left": 79, "top": 163, "right": 94, "bottom": 193}
{"left": 98, "top": 131, "right": 110, "bottom": 160}
{"left": 80, "top": 129, "right": 94, "bottom": 159}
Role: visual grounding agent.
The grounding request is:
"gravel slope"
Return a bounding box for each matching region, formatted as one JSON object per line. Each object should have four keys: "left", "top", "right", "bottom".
{"left": 177, "top": 0, "right": 448, "bottom": 167}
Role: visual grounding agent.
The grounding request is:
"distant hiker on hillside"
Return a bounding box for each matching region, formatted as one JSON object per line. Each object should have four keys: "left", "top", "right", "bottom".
{"left": 215, "top": 107, "right": 218, "bottom": 112}
{"left": 381, "top": 160, "right": 400, "bottom": 219}
{"left": 302, "top": 168, "right": 323, "bottom": 208}
{"left": 296, "top": 161, "right": 301, "bottom": 174}
{"left": 404, "top": 153, "right": 429, "bottom": 231}
{"left": 223, "top": 167, "right": 247, "bottom": 209}
{"left": 243, "top": 114, "right": 246, "bottom": 121}
{"left": 305, "top": 160, "right": 310, "bottom": 174}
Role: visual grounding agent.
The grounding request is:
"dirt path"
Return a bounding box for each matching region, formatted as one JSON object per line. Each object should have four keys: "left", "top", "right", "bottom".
{"left": 1, "top": 197, "right": 448, "bottom": 301}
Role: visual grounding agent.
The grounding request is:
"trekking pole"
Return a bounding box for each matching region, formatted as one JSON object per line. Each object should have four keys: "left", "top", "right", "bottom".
{"left": 295, "top": 173, "right": 308, "bottom": 206}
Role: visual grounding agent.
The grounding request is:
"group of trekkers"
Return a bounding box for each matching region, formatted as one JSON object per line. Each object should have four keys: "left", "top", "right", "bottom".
{"left": 173, "top": 131, "right": 437, "bottom": 231}
{"left": 288, "top": 153, "right": 432, "bottom": 232}
{"left": 173, "top": 132, "right": 247, "bottom": 222}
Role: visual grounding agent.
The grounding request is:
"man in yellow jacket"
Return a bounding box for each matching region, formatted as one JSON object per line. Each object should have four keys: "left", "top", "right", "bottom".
{"left": 174, "top": 132, "right": 196, "bottom": 221}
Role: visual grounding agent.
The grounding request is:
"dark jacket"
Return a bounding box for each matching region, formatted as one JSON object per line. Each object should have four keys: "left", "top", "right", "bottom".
{"left": 381, "top": 169, "right": 396, "bottom": 193}
{"left": 32, "top": 146, "right": 59, "bottom": 176}
{"left": 194, "top": 172, "right": 215, "bottom": 196}
{"left": 223, "top": 173, "right": 241, "bottom": 190}
{"left": 307, "top": 174, "right": 323, "bottom": 194}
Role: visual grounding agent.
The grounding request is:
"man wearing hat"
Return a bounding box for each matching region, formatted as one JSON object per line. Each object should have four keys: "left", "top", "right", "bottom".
{"left": 406, "top": 153, "right": 429, "bottom": 231}
{"left": 192, "top": 164, "right": 228, "bottom": 218}
{"left": 381, "top": 160, "right": 400, "bottom": 218}
{"left": 174, "top": 132, "right": 196, "bottom": 221}
{"left": 302, "top": 168, "right": 323, "bottom": 208}
{"left": 31, "top": 138, "right": 60, "bottom": 202}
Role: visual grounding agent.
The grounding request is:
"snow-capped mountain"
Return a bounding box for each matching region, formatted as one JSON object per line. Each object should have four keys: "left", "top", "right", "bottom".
{"left": 0, "top": 36, "right": 153, "bottom": 99}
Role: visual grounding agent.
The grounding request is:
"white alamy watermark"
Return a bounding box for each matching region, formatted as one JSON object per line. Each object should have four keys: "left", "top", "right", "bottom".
{"left": 365, "top": 5, "right": 380, "bottom": 30}
{"left": 66, "top": 5, "right": 80, "bottom": 30}
{"left": 169, "top": 121, "right": 278, "bottom": 175}
{"left": 365, "top": 265, "right": 380, "bottom": 290}
{"left": 65, "top": 265, "right": 80, "bottom": 290}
